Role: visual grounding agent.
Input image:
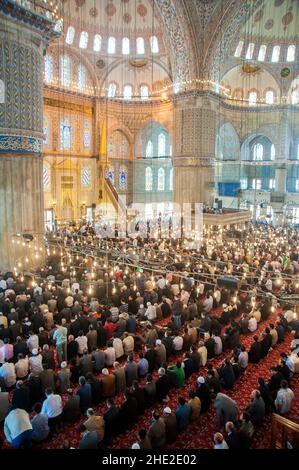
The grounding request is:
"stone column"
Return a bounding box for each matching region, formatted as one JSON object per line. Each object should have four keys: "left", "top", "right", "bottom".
{"left": 0, "top": 2, "right": 57, "bottom": 272}
{"left": 172, "top": 92, "right": 216, "bottom": 208}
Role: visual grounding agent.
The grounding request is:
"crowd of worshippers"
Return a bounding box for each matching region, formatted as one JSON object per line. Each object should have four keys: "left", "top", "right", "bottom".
{"left": 0, "top": 266, "right": 299, "bottom": 450}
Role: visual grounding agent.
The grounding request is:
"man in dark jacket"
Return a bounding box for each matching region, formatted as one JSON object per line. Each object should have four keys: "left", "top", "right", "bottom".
{"left": 119, "top": 389, "right": 138, "bottom": 431}
{"left": 144, "top": 374, "right": 156, "bottom": 407}
{"left": 155, "top": 367, "right": 171, "bottom": 402}
{"left": 196, "top": 376, "right": 211, "bottom": 412}
{"left": 248, "top": 336, "right": 261, "bottom": 364}
{"left": 103, "top": 398, "right": 120, "bottom": 444}
{"left": 163, "top": 407, "right": 177, "bottom": 444}
{"left": 219, "top": 359, "right": 236, "bottom": 390}
{"left": 245, "top": 390, "right": 265, "bottom": 426}
{"left": 11, "top": 380, "right": 31, "bottom": 412}
{"left": 131, "top": 381, "right": 146, "bottom": 414}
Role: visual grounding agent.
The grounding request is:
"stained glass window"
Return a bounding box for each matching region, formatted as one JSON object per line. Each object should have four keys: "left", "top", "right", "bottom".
{"left": 257, "top": 45, "right": 267, "bottom": 61}
{"left": 78, "top": 64, "right": 85, "bottom": 91}
{"left": 234, "top": 41, "right": 243, "bottom": 58}
{"left": 60, "top": 55, "right": 71, "bottom": 87}
{"left": 83, "top": 121, "right": 91, "bottom": 148}
{"left": 150, "top": 36, "right": 159, "bottom": 54}
{"left": 123, "top": 84, "right": 133, "bottom": 100}
{"left": 43, "top": 164, "right": 50, "bottom": 190}
{"left": 82, "top": 166, "right": 91, "bottom": 187}
{"left": 145, "top": 167, "right": 153, "bottom": 191}
{"left": 253, "top": 143, "right": 263, "bottom": 161}
{"left": 108, "top": 83, "right": 117, "bottom": 98}
{"left": 122, "top": 37, "right": 130, "bottom": 55}
{"left": 287, "top": 45, "right": 296, "bottom": 62}
{"left": 43, "top": 116, "right": 50, "bottom": 147}
{"left": 158, "top": 167, "right": 165, "bottom": 191}
{"left": 158, "top": 133, "right": 166, "bottom": 157}
{"left": 246, "top": 43, "right": 254, "bottom": 60}
{"left": 44, "top": 55, "right": 53, "bottom": 84}
{"left": 136, "top": 37, "right": 145, "bottom": 55}
{"left": 60, "top": 119, "right": 71, "bottom": 150}
{"left": 265, "top": 90, "right": 274, "bottom": 104}
{"left": 119, "top": 166, "right": 127, "bottom": 190}
{"left": 140, "top": 85, "right": 149, "bottom": 100}
{"left": 248, "top": 91, "right": 257, "bottom": 106}
{"left": 79, "top": 31, "right": 88, "bottom": 49}
{"left": 105, "top": 166, "right": 115, "bottom": 185}
{"left": 108, "top": 37, "right": 116, "bottom": 54}
{"left": 146, "top": 140, "right": 153, "bottom": 158}
{"left": 66, "top": 26, "right": 75, "bottom": 45}
{"left": 271, "top": 45, "right": 280, "bottom": 62}
{"left": 93, "top": 34, "right": 102, "bottom": 52}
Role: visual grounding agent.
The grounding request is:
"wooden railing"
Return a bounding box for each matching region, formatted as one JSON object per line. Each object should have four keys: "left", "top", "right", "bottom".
{"left": 271, "top": 413, "right": 299, "bottom": 449}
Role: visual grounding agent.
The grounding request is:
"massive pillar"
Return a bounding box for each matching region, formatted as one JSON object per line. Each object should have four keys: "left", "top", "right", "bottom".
{"left": 272, "top": 166, "right": 287, "bottom": 227}
{"left": 0, "top": 1, "right": 58, "bottom": 272}
{"left": 173, "top": 92, "right": 216, "bottom": 208}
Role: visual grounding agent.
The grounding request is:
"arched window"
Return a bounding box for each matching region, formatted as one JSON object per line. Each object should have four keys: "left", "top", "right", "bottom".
{"left": 78, "top": 64, "right": 85, "bottom": 91}
{"left": 140, "top": 85, "right": 149, "bottom": 100}
{"left": 122, "top": 37, "right": 130, "bottom": 55}
{"left": 83, "top": 121, "right": 91, "bottom": 148}
{"left": 81, "top": 166, "right": 91, "bottom": 188}
{"left": 93, "top": 34, "right": 102, "bottom": 52}
{"left": 150, "top": 36, "right": 159, "bottom": 53}
{"left": 158, "top": 168, "right": 165, "bottom": 191}
{"left": 246, "top": 43, "right": 255, "bottom": 60}
{"left": 258, "top": 45, "right": 267, "bottom": 61}
{"left": 60, "top": 55, "right": 71, "bottom": 87}
{"left": 145, "top": 167, "right": 153, "bottom": 191}
{"left": 108, "top": 37, "right": 116, "bottom": 54}
{"left": 253, "top": 143, "right": 263, "bottom": 161}
{"left": 146, "top": 140, "right": 153, "bottom": 158}
{"left": 271, "top": 45, "right": 280, "bottom": 62}
{"left": 43, "top": 164, "right": 51, "bottom": 190}
{"left": 287, "top": 45, "right": 296, "bottom": 62}
{"left": 248, "top": 91, "right": 257, "bottom": 106}
{"left": 65, "top": 26, "right": 75, "bottom": 45}
{"left": 60, "top": 119, "right": 71, "bottom": 150}
{"left": 234, "top": 40, "right": 244, "bottom": 58}
{"left": 271, "top": 144, "right": 275, "bottom": 160}
{"left": 169, "top": 168, "right": 173, "bottom": 191}
{"left": 123, "top": 84, "right": 133, "bottom": 100}
{"left": 107, "top": 82, "right": 117, "bottom": 98}
{"left": 105, "top": 166, "right": 115, "bottom": 185}
{"left": 44, "top": 55, "right": 53, "bottom": 83}
{"left": 158, "top": 133, "right": 166, "bottom": 157}
{"left": 79, "top": 31, "right": 88, "bottom": 49}
{"left": 265, "top": 90, "right": 274, "bottom": 104}
{"left": 119, "top": 165, "right": 127, "bottom": 190}
{"left": 136, "top": 37, "right": 145, "bottom": 55}
{"left": 291, "top": 90, "right": 299, "bottom": 105}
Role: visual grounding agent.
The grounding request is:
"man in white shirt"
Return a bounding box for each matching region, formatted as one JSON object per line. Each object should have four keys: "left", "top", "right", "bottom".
{"left": 76, "top": 332, "right": 88, "bottom": 355}
{"left": 214, "top": 432, "right": 229, "bottom": 449}
{"left": 27, "top": 332, "right": 38, "bottom": 353}
{"left": 41, "top": 388, "right": 63, "bottom": 432}
{"left": 29, "top": 349, "right": 43, "bottom": 376}
{"left": 248, "top": 316, "right": 257, "bottom": 332}
{"left": 15, "top": 354, "right": 29, "bottom": 379}
{"left": 0, "top": 361, "right": 16, "bottom": 388}
{"left": 173, "top": 335, "right": 183, "bottom": 352}
{"left": 145, "top": 302, "right": 156, "bottom": 322}
{"left": 275, "top": 380, "right": 295, "bottom": 414}
{"left": 113, "top": 336, "right": 124, "bottom": 359}
{"left": 156, "top": 276, "right": 166, "bottom": 290}
{"left": 4, "top": 408, "right": 33, "bottom": 448}
{"left": 122, "top": 333, "right": 134, "bottom": 356}
{"left": 284, "top": 309, "right": 295, "bottom": 323}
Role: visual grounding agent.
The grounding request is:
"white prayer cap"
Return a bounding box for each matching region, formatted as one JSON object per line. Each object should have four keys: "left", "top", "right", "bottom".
{"left": 163, "top": 407, "right": 172, "bottom": 414}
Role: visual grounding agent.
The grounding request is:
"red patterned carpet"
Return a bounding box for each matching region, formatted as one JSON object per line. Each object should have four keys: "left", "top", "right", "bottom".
{"left": 1, "top": 308, "right": 299, "bottom": 449}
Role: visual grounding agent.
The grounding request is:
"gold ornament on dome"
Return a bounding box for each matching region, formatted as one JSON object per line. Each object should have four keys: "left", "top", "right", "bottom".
{"left": 129, "top": 58, "right": 148, "bottom": 68}
{"left": 241, "top": 63, "right": 261, "bottom": 75}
